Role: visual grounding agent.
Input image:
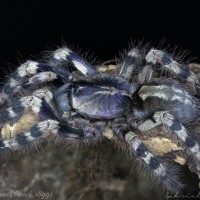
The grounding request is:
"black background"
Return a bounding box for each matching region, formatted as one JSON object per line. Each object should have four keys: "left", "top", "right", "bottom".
{"left": 0, "top": 2, "right": 200, "bottom": 76}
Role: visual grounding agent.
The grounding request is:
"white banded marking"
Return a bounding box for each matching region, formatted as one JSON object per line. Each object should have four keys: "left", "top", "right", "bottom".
{"left": 72, "top": 60, "right": 89, "bottom": 75}
{"left": 175, "top": 126, "right": 188, "bottom": 142}
{"left": 142, "top": 152, "right": 152, "bottom": 164}
{"left": 189, "top": 142, "right": 200, "bottom": 161}
{"left": 146, "top": 49, "right": 182, "bottom": 74}
{"left": 20, "top": 96, "right": 42, "bottom": 114}
{"left": 124, "top": 131, "right": 137, "bottom": 142}
{"left": 138, "top": 119, "right": 161, "bottom": 132}
{"left": 154, "top": 164, "right": 166, "bottom": 176}
{"left": 24, "top": 132, "right": 35, "bottom": 141}
{"left": 37, "top": 120, "right": 60, "bottom": 135}
{"left": 3, "top": 139, "right": 19, "bottom": 149}
{"left": 33, "top": 89, "right": 53, "bottom": 103}
{"left": 7, "top": 107, "right": 17, "bottom": 118}
{"left": 125, "top": 132, "right": 167, "bottom": 177}
{"left": 128, "top": 49, "right": 140, "bottom": 57}
{"left": 53, "top": 48, "right": 72, "bottom": 61}
{"left": 187, "top": 72, "right": 198, "bottom": 83}
{"left": 139, "top": 85, "right": 193, "bottom": 105}
{"left": 27, "top": 72, "right": 57, "bottom": 84}
{"left": 17, "top": 61, "right": 39, "bottom": 77}
{"left": 9, "top": 78, "right": 20, "bottom": 88}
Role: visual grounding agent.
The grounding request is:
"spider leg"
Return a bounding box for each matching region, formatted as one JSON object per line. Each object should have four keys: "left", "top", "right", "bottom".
{"left": 0, "top": 61, "right": 71, "bottom": 105}
{"left": 144, "top": 48, "right": 198, "bottom": 85}
{"left": 0, "top": 87, "right": 85, "bottom": 154}
{"left": 138, "top": 111, "right": 200, "bottom": 169}
{"left": 25, "top": 71, "right": 58, "bottom": 85}
{"left": 0, "top": 119, "right": 84, "bottom": 154}
{"left": 0, "top": 88, "right": 56, "bottom": 127}
{"left": 0, "top": 46, "right": 97, "bottom": 105}
{"left": 138, "top": 63, "right": 153, "bottom": 84}
{"left": 124, "top": 131, "right": 183, "bottom": 192}
{"left": 51, "top": 47, "right": 96, "bottom": 76}
{"left": 119, "top": 48, "right": 141, "bottom": 80}
{"left": 54, "top": 84, "right": 72, "bottom": 119}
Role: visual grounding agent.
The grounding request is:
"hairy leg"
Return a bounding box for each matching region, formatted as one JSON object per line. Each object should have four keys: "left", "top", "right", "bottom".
{"left": 0, "top": 87, "right": 84, "bottom": 154}
{"left": 119, "top": 48, "right": 141, "bottom": 81}
{"left": 0, "top": 88, "right": 57, "bottom": 127}
{"left": 0, "top": 46, "right": 97, "bottom": 106}
{"left": 0, "top": 119, "right": 84, "bottom": 154}
{"left": 143, "top": 48, "right": 198, "bottom": 85}
{"left": 0, "top": 61, "right": 71, "bottom": 105}
{"left": 138, "top": 111, "right": 200, "bottom": 169}
{"left": 124, "top": 131, "right": 183, "bottom": 192}
{"left": 51, "top": 47, "right": 96, "bottom": 76}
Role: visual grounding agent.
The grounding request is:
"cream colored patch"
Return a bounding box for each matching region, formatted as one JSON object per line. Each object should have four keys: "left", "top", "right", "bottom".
{"left": 103, "top": 128, "right": 114, "bottom": 139}
{"left": 139, "top": 85, "right": 169, "bottom": 101}
{"left": 174, "top": 156, "right": 186, "bottom": 165}
{"left": 144, "top": 137, "right": 183, "bottom": 156}
{"left": 98, "top": 65, "right": 117, "bottom": 73}
{"left": 1, "top": 110, "right": 40, "bottom": 139}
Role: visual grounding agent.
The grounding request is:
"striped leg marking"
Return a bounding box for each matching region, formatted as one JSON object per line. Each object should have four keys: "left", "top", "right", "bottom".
{"left": 25, "top": 71, "right": 57, "bottom": 85}
{"left": 145, "top": 48, "right": 198, "bottom": 85}
{"left": 125, "top": 131, "right": 182, "bottom": 192}
{"left": 0, "top": 119, "right": 84, "bottom": 152}
{"left": 0, "top": 89, "right": 54, "bottom": 126}
{"left": 119, "top": 48, "right": 141, "bottom": 80}
{"left": 138, "top": 111, "right": 200, "bottom": 167}
{"left": 138, "top": 63, "right": 153, "bottom": 84}
{"left": 0, "top": 61, "right": 71, "bottom": 105}
{"left": 53, "top": 47, "right": 96, "bottom": 76}
{"left": 16, "top": 61, "right": 70, "bottom": 81}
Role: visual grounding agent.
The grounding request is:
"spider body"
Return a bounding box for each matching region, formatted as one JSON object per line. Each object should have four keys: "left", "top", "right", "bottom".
{"left": 56, "top": 74, "right": 198, "bottom": 125}
{"left": 61, "top": 74, "right": 134, "bottom": 119}
{"left": 0, "top": 45, "right": 200, "bottom": 193}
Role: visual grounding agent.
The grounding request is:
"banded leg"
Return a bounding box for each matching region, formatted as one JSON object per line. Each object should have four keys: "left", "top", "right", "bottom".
{"left": 0, "top": 87, "right": 85, "bottom": 154}
{"left": 0, "top": 119, "right": 84, "bottom": 154}
{"left": 138, "top": 63, "right": 153, "bottom": 84}
{"left": 0, "top": 89, "right": 56, "bottom": 126}
{"left": 144, "top": 48, "right": 198, "bottom": 85}
{"left": 0, "top": 46, "right": 97, "bottom": 105}
{"left": 119, "top": 48, "right": 141, "bottom": 81}
{"left": 124, "top": 131, "right": 183, "bottom": 192}
{"left": 138, "top": 111, "right": 200, "bottom": 169}
{"left": 0, "top": 61, "right": 71, "bottom": 105}
{"left": 51, "top": 47, "right": 96, "bottom": 76}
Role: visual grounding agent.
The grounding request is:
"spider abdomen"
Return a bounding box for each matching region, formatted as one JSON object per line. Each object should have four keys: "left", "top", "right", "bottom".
{"left": 71, "top": 83, "right": 133, "bottom": 119}
{"left": 138, "top": 82, "right": 199, "bottom": 123}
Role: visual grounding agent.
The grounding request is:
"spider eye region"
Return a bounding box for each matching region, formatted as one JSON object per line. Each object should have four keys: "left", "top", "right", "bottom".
{"left": 72, "top": 84, "right": 133, "bottom": 119}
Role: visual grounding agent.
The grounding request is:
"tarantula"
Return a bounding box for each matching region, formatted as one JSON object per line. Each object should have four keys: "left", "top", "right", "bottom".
{"left": 0, "top": 45, "right": 200, "bottom": 193}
